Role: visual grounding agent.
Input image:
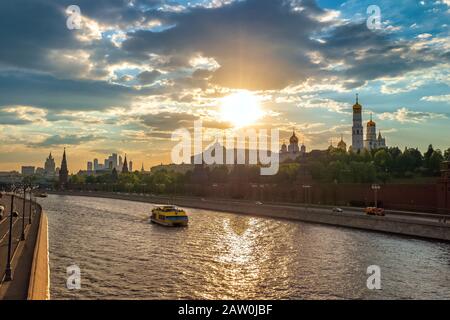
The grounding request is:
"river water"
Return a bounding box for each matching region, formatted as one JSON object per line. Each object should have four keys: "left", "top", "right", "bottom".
{"left": 38, "top": 194, "right": 450, "bottom": 300}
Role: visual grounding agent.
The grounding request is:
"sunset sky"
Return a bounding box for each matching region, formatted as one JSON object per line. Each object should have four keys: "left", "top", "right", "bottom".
{"left": 0, "top": 0, "right": 449, "bottom": 172}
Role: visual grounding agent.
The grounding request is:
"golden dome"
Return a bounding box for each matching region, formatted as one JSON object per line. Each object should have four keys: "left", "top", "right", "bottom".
{"left": 289, "top": 131, "right": 299, "bottom": 144}
{"left": 367, "top": 113, "right": 376, "bottom": 127}
{"left": 337, "top": 134, "right": 346, "bottom": 149}
{"left": 353, "top": 93, "right": 362, "bottom": 112}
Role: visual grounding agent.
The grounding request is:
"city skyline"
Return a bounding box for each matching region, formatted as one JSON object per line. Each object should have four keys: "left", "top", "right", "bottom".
{"left": 0, "top": 0, "right": 449, "bottom": 172}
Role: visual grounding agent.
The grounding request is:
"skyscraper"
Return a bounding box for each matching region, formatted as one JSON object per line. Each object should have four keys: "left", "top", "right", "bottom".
{"left": 44, "top": 152, "right": 56, "bottom": 176}
{"left": 352, "top": 94, "right": 364, "bottom": 152}
{"left": 59, "top": 148, "right": 69, "bottom": 186}
{"left": 87, "top": 161, "right": 93, "bottom": 172}
{"left": 112, "top": 153, "right": 118, "bottom": 169}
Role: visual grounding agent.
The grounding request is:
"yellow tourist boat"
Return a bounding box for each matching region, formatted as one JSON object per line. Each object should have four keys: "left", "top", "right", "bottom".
{"left": 150, "top": 205, "right": 189, "bottom": 227}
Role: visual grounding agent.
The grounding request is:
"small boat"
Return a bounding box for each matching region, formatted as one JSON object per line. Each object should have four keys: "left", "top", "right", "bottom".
{"left": 150, "top": 205, "right": 189, "bottom": 227}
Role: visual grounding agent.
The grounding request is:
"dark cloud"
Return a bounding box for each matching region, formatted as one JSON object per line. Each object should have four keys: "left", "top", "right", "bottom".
{"left": 139, "top": 112, "right": 198, "bottom": 131}
{"left": 0, "top": 0, "right": 77, "bottom": 72}
{"left": 0, "top": 111, "right": 32, "bottom": 125}
{"left": 137, "top": 111, "right": 232, "bottom": 135}
{"left": 318, "top": 22, "right": 438, "bottom": 84}
{"left": 137, "top": 70, "right": 162, "bottom": 84}
{"left": 0, "top": 72, "right": 136, "bottom": 110}
{"left": 29, "top": 134, "right": 101, "bottom": 148}
{"left": 123, "top": 0, "right": 325, "bottom": 90}
{"left": 0, "top": 0, "right": 446, "bottom": 111}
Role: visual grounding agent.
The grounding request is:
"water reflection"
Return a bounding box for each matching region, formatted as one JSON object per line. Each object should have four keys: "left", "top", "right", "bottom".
{"left": 39, "top": 195, "right": 450, "bottom": 300}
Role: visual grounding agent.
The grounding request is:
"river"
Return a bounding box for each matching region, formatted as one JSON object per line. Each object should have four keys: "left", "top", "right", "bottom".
{"left": 38, "top": 194, "right": 450, "bottom": 299}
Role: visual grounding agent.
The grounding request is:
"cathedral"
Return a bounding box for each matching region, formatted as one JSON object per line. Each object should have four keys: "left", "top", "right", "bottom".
{"left": 280, "top": 130, "right": 306, "bottom": 162}
{"left": 352, "top": 94, "right": 386, "bottom": 152}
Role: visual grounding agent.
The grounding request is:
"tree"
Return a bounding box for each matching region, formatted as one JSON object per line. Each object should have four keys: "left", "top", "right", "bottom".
{"left": 444, "top": 148, "right": 450, "bottom": 161}
{"left": 111, "top": 168, "right": 118, "bottom": 182}
{"left": 374, "top": 149, "right": 392, "bottom": 170}
{"left": 428, "top": 150, "right": 444, "bottom": 175}
{"left": 209, "top": 166, "right": 229, "bottom": 183}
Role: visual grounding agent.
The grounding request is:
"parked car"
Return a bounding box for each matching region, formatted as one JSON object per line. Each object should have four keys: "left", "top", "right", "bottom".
{"left": 365, "top": 207, "right": 385, "bottom": 216}
{"left": 332, "top": 207, "right": 343, "bottom": 213}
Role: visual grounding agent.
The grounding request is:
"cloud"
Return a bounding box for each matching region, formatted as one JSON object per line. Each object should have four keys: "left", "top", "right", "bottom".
{"left": 0, "top": 72, "right": 137, "bottom": 110}
{"left": 421, "top": 94, "right": 450, "bottom": 103}
{"left": 29, "top": 134, "right": 102, "bottom": 148}
{"left": 378, "top": 107, "right": 447, "bottom": 123}
{"left": 136, "top": 70, "right": 162, "bottom": 84}
{"left": 0, "top": 106, "right": 47, "bottom": 125}
{"left": 122, "top": 0, "right": 328, "bottom": 90}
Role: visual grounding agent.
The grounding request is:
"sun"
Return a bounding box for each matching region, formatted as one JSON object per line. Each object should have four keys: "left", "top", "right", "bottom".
{"left": 219, "top": 91, "right": 263, "bottom": 128}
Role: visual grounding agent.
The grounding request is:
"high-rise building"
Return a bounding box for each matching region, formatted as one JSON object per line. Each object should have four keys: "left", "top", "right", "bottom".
{"left": 87, "top": 161, "right": 93, "bottom": 172}
{"left": 93, "top": 158, "right": 99, "bottom": 171}
{"left": 112, "top": 153, "right": 118, "bottom": 169}
{"left": 59, "top": 148, "right": 69, "bottom": 186}
{"left": 44, "top": 152, "right": 56, "bottom": 176}
{"left": 352, "top": 94, "right": 364, "bottom": 152}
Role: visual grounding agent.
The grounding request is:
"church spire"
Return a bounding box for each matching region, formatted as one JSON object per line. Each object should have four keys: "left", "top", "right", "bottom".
{"left": 122, "top": 154, "right": 129, "bottom": 173}
{"left": 59, "top": 147, "right": 69, "bottom": 187}
{"left": 356, "top": 93, "right": 359, "bottom": 104}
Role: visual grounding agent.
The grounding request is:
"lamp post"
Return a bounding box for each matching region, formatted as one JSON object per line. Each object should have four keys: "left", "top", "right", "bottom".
{"left": 21, "top": 185, "right": 28, "bottom": 241}
{"left": 302, "top": 185, "right": 311, "bottom": 212}
{"left": 5, "top": 190, "right": 16, "bottom": 281}
{"left": 29, "top": 187, "right": 34, "bottom": 224}
{"left": 371, "top": 184, "right": 381, "bottom": 208}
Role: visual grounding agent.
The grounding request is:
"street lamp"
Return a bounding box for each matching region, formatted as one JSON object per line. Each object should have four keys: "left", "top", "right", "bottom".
{"left": 371, "top": 184, "right": 381, "bottom": 208}
{"left": 302, "top": 185, "right": 312, "bottom": 212}
{"left": 5, "top": 188, "right": 16, "bottom": 281}
{"left": 21, "top": 185, "right": 30, "bottom": 241}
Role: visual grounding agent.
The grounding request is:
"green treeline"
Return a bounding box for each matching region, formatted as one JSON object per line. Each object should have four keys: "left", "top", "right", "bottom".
{"left": 68, "top": 145, "right": 449, "bottom": 193}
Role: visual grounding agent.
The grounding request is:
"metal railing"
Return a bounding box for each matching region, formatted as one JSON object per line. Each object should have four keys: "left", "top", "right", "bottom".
{"left": 0, "top": 184, "right": 39, "bottom": 283}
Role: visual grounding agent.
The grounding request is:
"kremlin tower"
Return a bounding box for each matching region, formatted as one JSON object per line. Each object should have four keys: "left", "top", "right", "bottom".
{"left": 352, "top": 94, "right": 386, "bottom": 152}
{"left": 352, "top": 94, "right": 364, "bottom": 152}
{"left": 122, "top": 154, "right": 129, "bottom": 173}
{"left": 59, "top": 148, "right": 69, "bottom": 187}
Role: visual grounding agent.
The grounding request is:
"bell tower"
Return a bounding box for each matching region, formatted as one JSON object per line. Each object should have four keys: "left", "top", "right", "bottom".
{"left": 352, "top": 94, "right": 364, "bottom": 152}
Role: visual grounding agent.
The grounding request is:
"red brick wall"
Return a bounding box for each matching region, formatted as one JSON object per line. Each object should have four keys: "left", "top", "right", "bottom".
{"left": 184, "top": 182, "right": 441, "bottom": 213}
